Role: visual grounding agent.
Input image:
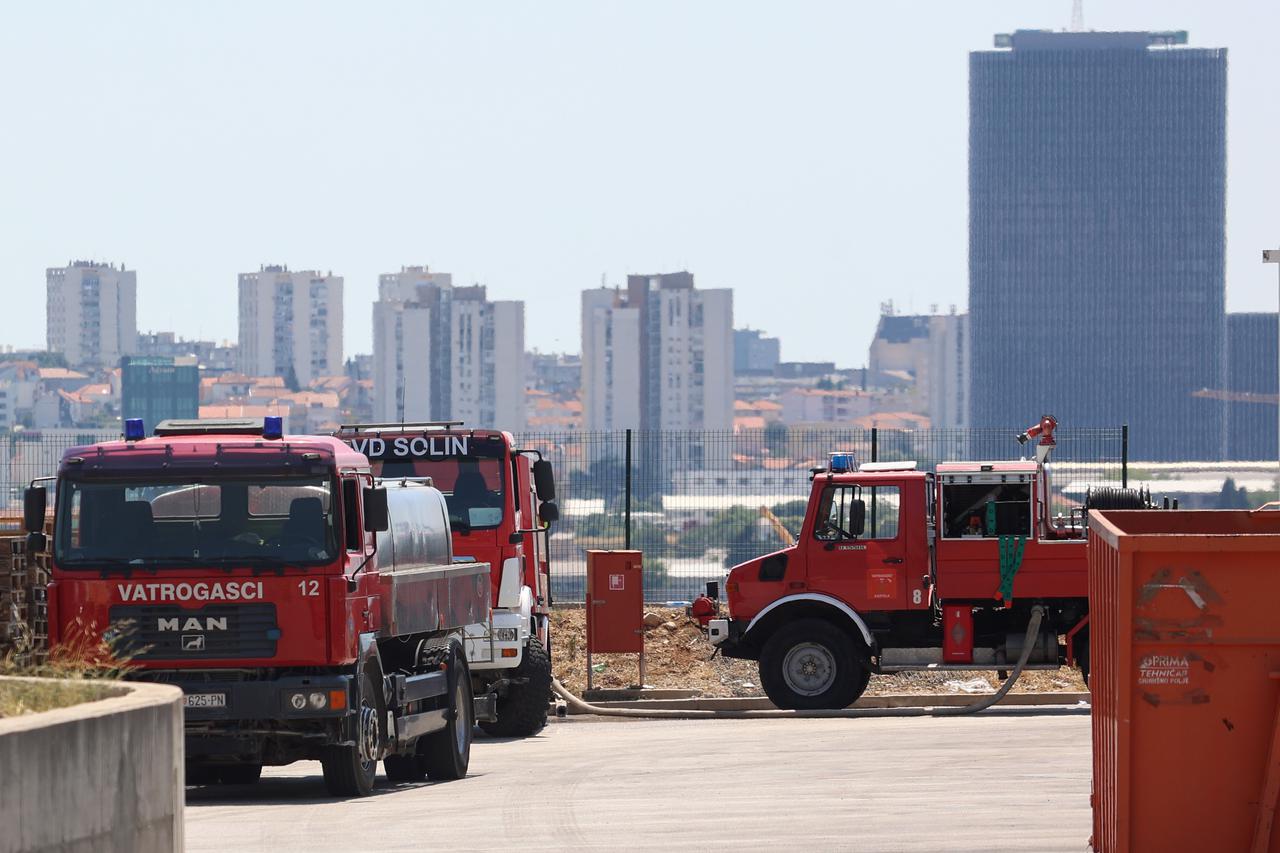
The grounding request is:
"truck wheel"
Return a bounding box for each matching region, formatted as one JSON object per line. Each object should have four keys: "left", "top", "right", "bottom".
{"left": 479, "top": 640, "right": 551, "bottom": 738}
{"left": 321, "top": 668, "right": 381, "bottom": 797}
{"left": 759, "top": 618, "right": 870, "bottom": 710}
{"left": 420, "top": 641, "right": 473, "bottom": 780}
{"left": 383, "top": 754, "right": 426, "bottom": 783}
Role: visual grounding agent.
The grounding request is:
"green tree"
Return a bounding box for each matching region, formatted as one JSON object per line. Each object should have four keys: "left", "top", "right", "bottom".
{"left": 765, "top": 421, "right": 789, "bottom": 454}
{"left": 1217, "top": 478, "right": 1249, "bottom": 509}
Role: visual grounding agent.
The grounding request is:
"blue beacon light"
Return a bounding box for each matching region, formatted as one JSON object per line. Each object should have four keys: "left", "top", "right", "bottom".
{"left": 262, "top": 416, "right": 284, "bottom": 440}
{"left": 123, "top": 418, "right": 146, "bottom": 441}
{"left": 829, "top": 452, "right": 856, "bottom": 473}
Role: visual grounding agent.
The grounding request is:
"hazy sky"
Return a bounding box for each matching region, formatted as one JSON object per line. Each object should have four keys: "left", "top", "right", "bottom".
{"left": 2, "top": 1, "right": 1277, "bottom": 366}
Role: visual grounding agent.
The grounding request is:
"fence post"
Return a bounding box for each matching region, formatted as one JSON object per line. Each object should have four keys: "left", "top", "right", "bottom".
{"left": 871, "top": 427, "right": 878, "bottom": 463}
{"left": 1121, "top": 424, "right": 1129, "bottom": 489}
{"left": 624, "top": 428, "right": 632, "bottom": 551}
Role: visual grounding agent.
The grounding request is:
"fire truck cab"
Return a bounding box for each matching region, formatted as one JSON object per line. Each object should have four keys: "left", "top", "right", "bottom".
{"left": 340, "top": 422, "right": 558, "bottom": 737}
{"left": 30, "top": 417, "right": 491, "bottom": 796}
{"left": 706, "top": 425, "right": 1095, "bottom": 710}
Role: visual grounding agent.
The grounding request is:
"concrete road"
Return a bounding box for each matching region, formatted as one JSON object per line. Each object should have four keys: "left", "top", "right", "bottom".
{"left": 184, "top": 709, "right": 1091, "bottom": 852}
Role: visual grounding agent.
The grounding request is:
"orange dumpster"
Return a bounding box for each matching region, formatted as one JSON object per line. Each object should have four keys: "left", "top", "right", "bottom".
{"left": 1089, "top": 510, "right": 1280, "bottom": 852}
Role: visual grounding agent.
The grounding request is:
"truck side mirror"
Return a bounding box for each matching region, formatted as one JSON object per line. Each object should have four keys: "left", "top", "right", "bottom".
{"left": 848, "top": 499, "right": 866, "bottom": 537}
{"left": 532, "top": 459, "right": 556, "bottom": 501}
{"left": 23, "top": 486, "right": 46, "bottom": 534}
{"left": 538, "top": 500, "right": 560, "bottom": 525}
{"left": 363, "top": 487, "right": 389, "bottom": 532}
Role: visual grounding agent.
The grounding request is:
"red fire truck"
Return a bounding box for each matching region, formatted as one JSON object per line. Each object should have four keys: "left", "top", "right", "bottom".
{"left": 339, "top": 422, "right": 558, "bottom": 737}
{"left": 25, "top": 417, "right": 492, "bottom": 796}
{"left": 701, "top": 417, "right": 1134, "bottom": 710}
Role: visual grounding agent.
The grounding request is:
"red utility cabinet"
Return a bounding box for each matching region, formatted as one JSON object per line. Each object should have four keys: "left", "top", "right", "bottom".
{"left": 586, "top": 550, "right": 644, "bottom": 654}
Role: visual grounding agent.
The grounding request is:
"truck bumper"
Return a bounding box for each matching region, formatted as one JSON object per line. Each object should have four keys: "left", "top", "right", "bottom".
{"left": 144, "top": 673, "right": 353, "bottom": 723}
{"left": 707, "top": 618, "right": 754, "bottom": 660}
{"left": 465, "top": 610, "right": 526, "bottom": 671}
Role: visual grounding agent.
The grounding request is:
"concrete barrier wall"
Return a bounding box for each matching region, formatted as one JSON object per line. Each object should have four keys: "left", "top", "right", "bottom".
{"left": 0, "top": 678, "right": 183, "bottom": 853}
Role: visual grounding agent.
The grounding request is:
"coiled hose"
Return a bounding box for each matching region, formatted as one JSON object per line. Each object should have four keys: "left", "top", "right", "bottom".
{"left": 552, "top": 606, "right": 1046, "bottom": 720}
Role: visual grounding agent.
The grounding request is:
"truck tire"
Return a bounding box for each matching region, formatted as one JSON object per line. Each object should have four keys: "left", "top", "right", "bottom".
{"left": 321, "top": 668, "right": 381, "bottom": 797}
{"left": 759, "top": 618, "right": 870, "bottom": 710}
{"left": 382, "top": 754, "right": 426, "bottom": 783}
{"left": 420, "top": 641, "right": 473, "bottom": 780}
{"left": 479, "top": 639, "right": 551, "bottom": 738}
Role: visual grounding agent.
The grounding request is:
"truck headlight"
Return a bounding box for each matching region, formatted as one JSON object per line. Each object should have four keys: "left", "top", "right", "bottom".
{"left": 289, "top": 693, "right": 307, "bottom": 710}
{"left": 494, "top": 627, "right": 519, "bottom": 643}
{"left": 308, "top": 692, "right": 327, "bottom": 709}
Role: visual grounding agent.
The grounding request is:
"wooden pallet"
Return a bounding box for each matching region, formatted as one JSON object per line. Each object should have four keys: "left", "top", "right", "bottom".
{"left": 0, "top": 534, "right": 51, "bottom": 664}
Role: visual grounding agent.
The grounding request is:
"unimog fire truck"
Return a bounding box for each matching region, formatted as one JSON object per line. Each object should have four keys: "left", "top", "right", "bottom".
{"left": 339, "top": 422, "right": 558, "bottom": 737}
{"left": 26, "top": 417, "right": 492, "bottom": 796}
{"left": 700, "top": 417, "right": 1142, "bottom": 710}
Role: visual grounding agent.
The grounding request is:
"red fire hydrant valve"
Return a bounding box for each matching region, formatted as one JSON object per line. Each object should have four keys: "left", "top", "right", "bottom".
{"left": 689, "top": 595, "right": 719, "bottom": 627}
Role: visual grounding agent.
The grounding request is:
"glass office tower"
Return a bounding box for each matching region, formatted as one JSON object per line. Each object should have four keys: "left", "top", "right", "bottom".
{"left": 969, "top": 30, "right": 1226, "bottom": 460}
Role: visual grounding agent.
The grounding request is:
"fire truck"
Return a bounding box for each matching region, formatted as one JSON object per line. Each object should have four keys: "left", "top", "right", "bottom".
{"left": 339, "top": 422, "right": 558, "bottom": 737}
{"left": 700, "top": 417, "right": 1136, "bottom": 710}
{"left": 25, "top": 417, "right": 492, "bottom": 796}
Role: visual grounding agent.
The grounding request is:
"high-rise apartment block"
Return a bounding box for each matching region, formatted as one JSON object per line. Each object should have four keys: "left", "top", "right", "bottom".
{"left": 372, "top": 267, "right": 525, "bottom": 430}
{"left": 869, "top": 311, "right": 970, "bottom": 428}
{"left": 581, "top": 272, "right": 733, "bottom": 431}
{"left": 969, "top": 30, "right": 1226, "bottom": 460}
{"left": 237, "top": 266, "right": 343, "bottom": 387}
{"left": 46, "top": 261, "right": 138, "bottom": 368}
{"left": 734, "top": 328, "right": 781, "bottom": 376}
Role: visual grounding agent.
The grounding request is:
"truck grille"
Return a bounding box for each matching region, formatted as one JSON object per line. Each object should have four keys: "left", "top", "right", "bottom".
{"left": 107, "top": 604, "right": 279, "bottom": 660}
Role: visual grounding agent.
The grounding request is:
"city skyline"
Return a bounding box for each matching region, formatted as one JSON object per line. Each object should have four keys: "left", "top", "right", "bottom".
{"left": 3, "top": 3, "right": 1278, "bottom": 365}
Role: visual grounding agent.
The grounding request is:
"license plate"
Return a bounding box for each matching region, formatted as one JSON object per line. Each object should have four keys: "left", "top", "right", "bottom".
{"left": 184, "top": 693, "right": 227, "bottom": 709}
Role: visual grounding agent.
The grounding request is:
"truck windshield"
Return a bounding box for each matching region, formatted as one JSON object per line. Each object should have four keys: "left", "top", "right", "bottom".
{"left": 54, "top": 476, "right": 338, "bottom": 568}
{"left": 379, "top": 457, "right": 505, "bottom": 530}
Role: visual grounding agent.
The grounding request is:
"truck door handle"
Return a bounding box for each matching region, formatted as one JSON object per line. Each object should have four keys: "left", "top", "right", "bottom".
{"left": 882, "top": 557, "right": 904, "bottom": 564}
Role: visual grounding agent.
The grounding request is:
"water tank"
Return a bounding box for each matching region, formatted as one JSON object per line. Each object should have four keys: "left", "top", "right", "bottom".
{"left": 382, "top": 480, "right": 453, "bottom": 570}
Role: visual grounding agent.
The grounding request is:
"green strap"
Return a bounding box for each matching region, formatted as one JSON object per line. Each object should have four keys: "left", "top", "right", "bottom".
{"left": 996, "top": 534, "right": 1026, "bottom": 602}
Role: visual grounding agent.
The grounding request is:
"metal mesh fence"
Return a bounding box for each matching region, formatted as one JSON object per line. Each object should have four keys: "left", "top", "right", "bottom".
{"left": 0, "top": 427, "right": 1125, "bottom": 603}
{"left": 514, "top": 427, "right": 1126, "bottom": 603}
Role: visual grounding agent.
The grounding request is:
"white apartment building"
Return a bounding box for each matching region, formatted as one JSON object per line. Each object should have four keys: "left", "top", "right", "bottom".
{"left": 237, "top": 266, "right": 343, "bottom": 387}
{"left": 580, "top": 288, "right": 641, "bottom": 430}
{"left": 372, "top": 268, "right": 526, "bottom": 430}
{"left": 46, "top": 261, "right": 138, "bottom": 368}
{"left": 868, "top": 310, "right": 970, "bottom": 428}
{"left": 581, "top": 272, "right": 733, "bottom": 431}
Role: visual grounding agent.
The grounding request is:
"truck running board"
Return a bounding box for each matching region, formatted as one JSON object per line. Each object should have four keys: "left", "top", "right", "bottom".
{"left": 396, "top": 708, "right": 448, "bottom": 743}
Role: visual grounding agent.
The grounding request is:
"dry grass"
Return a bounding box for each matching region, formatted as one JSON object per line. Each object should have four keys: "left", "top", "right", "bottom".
{"left": 0, "top": 679, "right": 123, "bottom": 718}
{"left": 0, "top": 614, "right": 136, "bottom": 718}
{"left": 551, "top": 607, "right": 1086, "bottom": 697}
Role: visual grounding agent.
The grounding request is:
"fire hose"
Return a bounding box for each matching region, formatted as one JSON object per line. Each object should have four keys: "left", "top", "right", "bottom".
{"left": 551, "top": 605, "right": 1047, "bottom": 720}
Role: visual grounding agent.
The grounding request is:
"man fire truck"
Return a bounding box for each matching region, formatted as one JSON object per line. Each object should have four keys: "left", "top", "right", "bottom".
{"left": 25, "top": 417, "right": 492, "bottom": 796}
{"left": 698, "top": 416, "right": 1140, "bottom": 710}
{"left": 339, "top": 422, "right": 558, "bottom": 737}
